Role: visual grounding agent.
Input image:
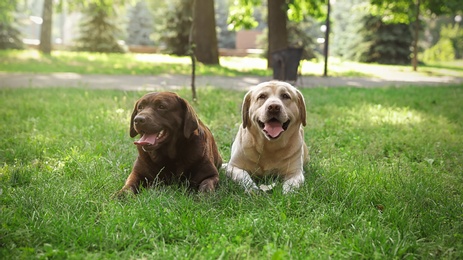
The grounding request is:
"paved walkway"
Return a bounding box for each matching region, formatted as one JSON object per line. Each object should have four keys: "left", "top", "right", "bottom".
{"left": 1, "top": 72, "right": 462, "bottom": 91}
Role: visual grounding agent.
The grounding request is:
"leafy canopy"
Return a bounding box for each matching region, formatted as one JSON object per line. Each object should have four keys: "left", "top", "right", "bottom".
{"left": 228, "top": 0, "right": 325, "bottom": 30}
{"left": 370, "top": 0, "right": 463, "bottom": 24}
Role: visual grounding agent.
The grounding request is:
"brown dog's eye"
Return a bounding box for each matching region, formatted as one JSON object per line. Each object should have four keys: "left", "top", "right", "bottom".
{"left": 137, "top": 105, "right": 143, "bottom": 110}
{"left": 158, "top": 104, "right": 166, "bottom": 110}
{"left": 281, "top": 93, "right": 291, "bottom": 99}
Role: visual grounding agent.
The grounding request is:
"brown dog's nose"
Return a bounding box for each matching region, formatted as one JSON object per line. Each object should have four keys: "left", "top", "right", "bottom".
{"left": 134, "top": 115, "right": 146, "bottom": 125}
{"left": 267, "top": 104, "right": 281, "bottom": 113}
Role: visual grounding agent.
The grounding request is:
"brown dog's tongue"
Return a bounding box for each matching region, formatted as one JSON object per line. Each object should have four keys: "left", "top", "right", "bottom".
{"left": 264, "top": 121, "right": 284, "bottom": 138}
{"left": 134, "top": 134, "right": 158, "bottom": 146}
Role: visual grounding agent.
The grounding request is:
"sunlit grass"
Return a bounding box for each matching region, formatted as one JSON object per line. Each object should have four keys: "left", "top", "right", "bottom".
{"left": 348, "top": 104, "right": 423, "bottom": 125}
{"left": 2, "top": 49, "right": 462, "bottom": 78}
{"left": 1, "top": 85, "right": 462, "bottom": 259}
{"left": 0, "top": 49, "right": 270, "bottom": 76}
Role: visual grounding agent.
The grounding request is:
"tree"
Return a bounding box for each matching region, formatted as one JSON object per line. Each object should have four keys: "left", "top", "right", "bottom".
{"left": 228, "top": 0, "right": 325, "bottom": 67}
{"left": 74, "top": 3, "right": 124, "bottom": 53}
{"left": 0, "top": 0, "right": 24, "bottom": 50}
{"left": 267, "top": 0, "right": 288, "bottom": 68}
{"left": 332, "top": 0, "right": 367, "bottom": 60}
{"left": 192, "top": 0, "right": 219, "bottom": 64}
{"left": 0, "top": 22, "right": 24, "bottom": 50}
{"left": 216, "top": 0, "right": 236, "bottom": 48}
{"left": 158, "top": 0, "right": 193, "bottom": 56}
{"left": 126, "top": 0, "right": 154, "bottom": 46}
{"left": 39, "top": 0, "right": 52, "bottom": 54}
{"left": 358, "top": 15, "right": 412, "bottom": 64}
{"left": 370, "top": 0, "right": 463, "bottom": 71}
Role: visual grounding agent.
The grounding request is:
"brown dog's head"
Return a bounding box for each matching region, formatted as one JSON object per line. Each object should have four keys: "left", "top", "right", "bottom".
{"left": 242, "top": 81, "right": 306, "bottom": 140}
{"left": 130, "top": 92, "right": 199, "bottom": 153}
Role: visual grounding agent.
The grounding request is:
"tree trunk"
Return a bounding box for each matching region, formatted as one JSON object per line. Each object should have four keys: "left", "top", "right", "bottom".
{"left": 267, "top": 0, "right": 288, "bottom": 68}
{"left": 39, "top": 0, "right": 53, "bottom": 55}
{"left": 323, "top": 0, "right": 331, "bottom": 77}
{"left": 192, "top": 0, "right": 219, "bottom": 65}
{"left": 412, "top": 0, "right": 420, "bottom": 71}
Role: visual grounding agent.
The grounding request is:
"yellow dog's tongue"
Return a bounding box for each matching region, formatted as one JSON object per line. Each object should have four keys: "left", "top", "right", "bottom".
{"left": 264, "top": 120, "right": 284, "bottom": 138}
{"left": 134, "top": 134, "right": 158, "bottom": 146}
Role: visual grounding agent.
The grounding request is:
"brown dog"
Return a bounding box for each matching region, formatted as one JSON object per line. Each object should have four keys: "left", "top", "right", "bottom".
{"left": 115, "top": 92, "right": 222, "bottom": 196}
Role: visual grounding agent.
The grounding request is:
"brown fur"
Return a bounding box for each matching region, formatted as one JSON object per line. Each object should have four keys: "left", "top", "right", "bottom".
{"left": 115, "top": 92, "right": 222, "bottom": 197}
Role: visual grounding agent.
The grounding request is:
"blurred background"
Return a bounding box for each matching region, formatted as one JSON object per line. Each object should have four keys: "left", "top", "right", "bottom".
{"left": 1, "top": 0, "right": 462, "bottom": 68}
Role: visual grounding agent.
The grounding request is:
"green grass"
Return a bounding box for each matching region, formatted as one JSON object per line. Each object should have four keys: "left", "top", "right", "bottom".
{"left": 0, "top": 50, "right": 271, "bottom": 77}
{"left": 1, "top": 86, "right": 463, "bottom": 259}
{"left": 2, "top": 49, "right": 462, "bottom": 78}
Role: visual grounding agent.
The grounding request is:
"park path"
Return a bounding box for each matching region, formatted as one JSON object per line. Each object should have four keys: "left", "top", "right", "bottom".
{"left": 0, "top": 72, "right": 462, "bottom": 91}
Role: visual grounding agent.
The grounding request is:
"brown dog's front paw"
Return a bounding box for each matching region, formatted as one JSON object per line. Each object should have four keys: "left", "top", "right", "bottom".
{"left": 198, "top": 178, "right": 218, "bottom": 192}
{"left": 111, "top": 188, "right": 136, "bottom": 200}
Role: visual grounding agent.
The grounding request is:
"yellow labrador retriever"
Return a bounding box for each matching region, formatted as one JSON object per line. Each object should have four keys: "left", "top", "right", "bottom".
{"left": 225, "top": 81, "right": 308, "bottom": 193}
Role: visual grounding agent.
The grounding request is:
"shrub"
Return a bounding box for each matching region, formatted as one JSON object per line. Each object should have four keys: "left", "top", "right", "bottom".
{"left": 0, "top": 22, "right": 24, "bottom": 50}
{"left": 74, "top": 4, "right": 125, "bottom": 53}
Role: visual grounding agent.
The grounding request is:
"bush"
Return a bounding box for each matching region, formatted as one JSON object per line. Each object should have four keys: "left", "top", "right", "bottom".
{"left": 357, "top": 16, "right": 412, "bottom": 65}
{"left": 74, "top": 4, "right": 125, "bottom": 53}
{"left": 422, "top": 38, "right": 455, "bottom": 62}
{"left": 126, "top": 0, "right": 154, "bottom": 46}
{"left": 0, "top": 22, "right": 24, "bottom": 50}
{"left": 157, "top": 0, "right": 192, "bottom": 56}
{"left": 422, "top": 23, "right": 462, "bottom": 62}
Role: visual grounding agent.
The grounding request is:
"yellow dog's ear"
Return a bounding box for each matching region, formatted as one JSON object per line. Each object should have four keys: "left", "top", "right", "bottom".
{"left": 178, "top": 96, "right": 199, "bottom": 138}
{"left": 130, "top": 100, "right": 139, "bottom": 138}
{"left": 296, "top": 89, "right": 307, "bottom": 126}
{"left": 242, "top": 90, "right": 252, "bottom": 128}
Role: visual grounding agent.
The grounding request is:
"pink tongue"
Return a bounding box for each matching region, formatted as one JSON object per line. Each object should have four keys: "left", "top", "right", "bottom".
{"left": 134, "top": 134, "right": 158, "bottom": 146}
{"left": 263, "top": 121, "right": 284, "bottom": 138}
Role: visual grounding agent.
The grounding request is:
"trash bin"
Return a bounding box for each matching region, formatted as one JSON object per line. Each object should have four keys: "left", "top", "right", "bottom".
{"left": 272, "top": 48, "right": 303, "bottom": 81}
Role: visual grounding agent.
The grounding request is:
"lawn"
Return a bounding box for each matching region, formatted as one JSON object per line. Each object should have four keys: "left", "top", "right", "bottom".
{"left": 2, "top": 49, "right": 462, "bottom": 78}
{"left": 1, "top": 85, "right": 462, "bottom": 259}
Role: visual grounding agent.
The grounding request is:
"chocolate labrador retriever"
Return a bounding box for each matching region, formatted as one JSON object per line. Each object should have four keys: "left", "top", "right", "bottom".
{"left": 115, "top": 92, "right": 222, "bottom": 197}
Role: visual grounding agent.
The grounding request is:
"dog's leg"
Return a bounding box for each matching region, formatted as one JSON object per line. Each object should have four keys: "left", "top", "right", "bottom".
{"left": 225, "top": 164, "right": 259, "bottom": 192}
{"left": 198, "top": 176, "right": 219, "bottom": 192}
{"left": 194, "top": 164, "right": 220, "bottom": 192}
{"left": 282, "top": 170, "right": 305, "bottom": 193}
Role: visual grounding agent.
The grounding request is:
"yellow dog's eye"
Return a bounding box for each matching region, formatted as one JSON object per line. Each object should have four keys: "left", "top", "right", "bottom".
{"left": 281, "top": 93, "right": 291, "bottom": 99}
{"left": 257, "top": 94, "right": 267, "bottom": 100}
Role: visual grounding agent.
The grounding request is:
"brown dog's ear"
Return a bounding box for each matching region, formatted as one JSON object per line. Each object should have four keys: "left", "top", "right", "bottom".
{"left": 296, "top": 90, "right": 307, "bottom": 126}
{"left": 242, "top": 90, "right": 252, "bottom": 128}
{"left": 130, "top": 100, "right": 139, "bottom": 137}
{"left": 179, "top": 97, "right": 199, "bottom": 138}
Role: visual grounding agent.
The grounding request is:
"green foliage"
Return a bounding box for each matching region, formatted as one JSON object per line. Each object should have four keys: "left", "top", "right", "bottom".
{"left": 227, "top": 0, "right": 326, "bottom": 30}
{"left": 0, "top": 0, "right": 18, "bottom": 24}
{"left": 216, "top": 0, "right": 236, "bottom": 48}
{"left": 228, "top": 0, "right": 260, "bottom": 30}
{"left": 287, "top": 0, "right": 326, "bottom": 21}
{"left": 443, "top": 23, "right": 463, "bottom": 59}
{"left": 359, "top": 16, "right": 412, "bottom": 64}
{"left": 422, "top": 38, "right": 455, "bottom": 63}
{"left": 126, "top": 0, "right": 154, "bottom": 46}
{"left": 0, "top": 21, "right": 24, "bottom": 50}
{"left": 287, "top": 18, "right": 322, "bottom": 60}
{"left": 370, "top": 0, "right": 463, "bottom": 23}
{"left": 157, "top": 0, "right": 192, "bottom": 56}
{"left": 332, "top": 0, "right": 369, "bottom": 60}
{"left": 422, "top": 23, "right": 462, "bottom": 62}
{"left": 1, "top": 86, "right": 463, "bottom": 258}
{"left": 74, "top": 4, "right": 125, "bottom": 53}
